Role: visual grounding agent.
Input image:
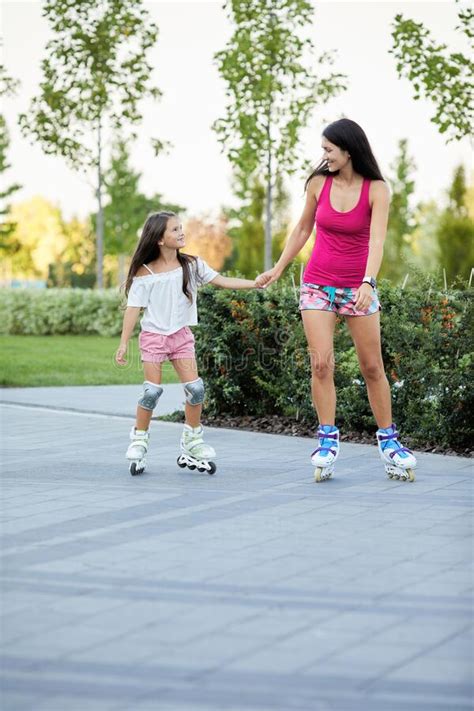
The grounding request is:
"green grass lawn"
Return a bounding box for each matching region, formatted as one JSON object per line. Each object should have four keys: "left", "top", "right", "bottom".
{"left": 0, "top": 335, "right": 180, "bottom": 387}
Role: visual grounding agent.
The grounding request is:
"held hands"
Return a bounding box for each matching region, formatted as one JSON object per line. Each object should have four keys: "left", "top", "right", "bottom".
{"left": 255, "top": 267, "right": 281, "bottom": 289}
{"left": 354, "top": 282, "right": 374, "bottom": 311}
{"left": 115, "top": 343, "right": 128, "bottom": 366}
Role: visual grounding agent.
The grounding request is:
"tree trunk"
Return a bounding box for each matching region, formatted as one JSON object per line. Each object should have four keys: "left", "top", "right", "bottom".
{"left": 118, "top": 253, "right": 126, "bottom": 287}
{"left": 264, "top": 143, "right": 273, "bottom": 271}
{"left": 96, "top": 117, "right": 104, "bottom": 289}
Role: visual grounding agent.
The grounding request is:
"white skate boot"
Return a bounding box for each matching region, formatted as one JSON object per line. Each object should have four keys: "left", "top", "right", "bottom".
{"left": 376, "top": 424, "right": 416, "bottom": 482}
{"left": 126, "top": 427, "right": 149, "bottom": 476}
{"left": 177, "top": 424, "right": 216, "bottom": 475}
{"left": 311, "top": 425, "right": 340, "bottom": 483}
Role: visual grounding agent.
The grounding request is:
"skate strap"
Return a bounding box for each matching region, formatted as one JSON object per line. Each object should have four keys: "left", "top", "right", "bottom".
{"left": 378, "top": 430, "right": 400, "bottom": 442}
{"left": 388, "top": 447, "right": 412, "bottom": 460}
{"left": 311, "top": 446, "right": 337, "bottom": 457}
{"left": 317, "top": 430, "right": 338, "bottom": 440}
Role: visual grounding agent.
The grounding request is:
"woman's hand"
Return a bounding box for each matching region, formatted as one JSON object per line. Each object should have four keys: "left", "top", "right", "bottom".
{"left": 115, "top": 343, "right": 128, "bottom": 365}
{"left": 255, "top": 267, "right": 282, "bottom": 289}
{"left": 354, "top": 283, "right": 374, "bottom": 311}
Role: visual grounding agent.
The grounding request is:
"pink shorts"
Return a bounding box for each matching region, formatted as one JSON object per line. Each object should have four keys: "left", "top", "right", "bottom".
{"left": 299, "top": 283, "right": 381, "bottom": 316}
{"left": 139, "top": 327, "right": 196, "bottom": 363}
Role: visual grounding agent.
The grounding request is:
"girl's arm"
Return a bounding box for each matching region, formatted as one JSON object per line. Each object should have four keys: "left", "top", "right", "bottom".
{"left": 209, "top": 275, "right": 256, "bottom": 289}
{"left": 255, "top": 176, "right": 321, "bottom": 288}
{"left": 116, "top": 306, "right": 141, "bottom": 364}
{"left": 354, "top": 180, "right": 391, "bottom": 310}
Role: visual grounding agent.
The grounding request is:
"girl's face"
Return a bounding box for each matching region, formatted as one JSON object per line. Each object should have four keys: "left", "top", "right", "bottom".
{"left": 159, "top": 216, "right": 185, "bottom": 250}
{"left": 321, "top": 138, "right": 350, "bottom": 172}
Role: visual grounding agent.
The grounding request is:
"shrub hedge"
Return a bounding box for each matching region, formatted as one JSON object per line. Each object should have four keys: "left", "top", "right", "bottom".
{"left": 1, "top": 279, "right": 472, "bottom": 450}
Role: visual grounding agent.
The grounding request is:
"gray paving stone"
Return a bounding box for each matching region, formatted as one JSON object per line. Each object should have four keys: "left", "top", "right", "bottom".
{"left": 1, "top": 393, "right": 472, "bottom": 710}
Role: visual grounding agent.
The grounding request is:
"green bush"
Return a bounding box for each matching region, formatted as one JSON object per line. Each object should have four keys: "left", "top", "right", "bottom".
{"left": 194, "top": 278, "right": 473, "bottom": 451}
{"left": 1, "top": 281, "right": 472, "bottom": 450}
{"left": 0, "top": 288, "right": 125, "bottom": 337}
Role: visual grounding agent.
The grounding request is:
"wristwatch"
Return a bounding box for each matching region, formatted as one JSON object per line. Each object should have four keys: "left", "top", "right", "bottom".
{"left": 362, "top": 276, "right": 377, "bottom": 289}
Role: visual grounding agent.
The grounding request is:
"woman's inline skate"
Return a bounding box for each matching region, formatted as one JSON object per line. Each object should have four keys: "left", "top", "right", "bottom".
{"left": 376, "top": 424, "right": 416, "bottom": 482}
{"left": 177, "top": 424, "right": 216, "bottom": 475}
{"left": 311, "top": 425, "right": 340, "bottom": 483}
{"left": 126, "top": 427, "right": 149, "bottom": 476}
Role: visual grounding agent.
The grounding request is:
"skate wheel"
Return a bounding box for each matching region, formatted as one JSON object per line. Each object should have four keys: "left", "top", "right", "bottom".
{"left": 407, "top": 468, "right": 416, "bottom": 482}
{"left": 177, "top": 456, "right": 187, "bottom": 469}
{"left": 314, "top": 467, "right": 323, "bottom": 483}
{"left": 197, "top": 466, "right": 206, "bottom": 473}
{"left": 188, "top": 464, "right": 196, "bottom": 470}
{"left": 130, "top": 462, "right": 143, "bottom": 476}
{"left": 207, "top": 462, "right": 216, "bottom": 475}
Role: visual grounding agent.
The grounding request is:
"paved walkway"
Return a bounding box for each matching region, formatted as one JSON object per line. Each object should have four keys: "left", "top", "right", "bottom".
{"left": 0, "top": 386, "right": 472, "bottom": 711}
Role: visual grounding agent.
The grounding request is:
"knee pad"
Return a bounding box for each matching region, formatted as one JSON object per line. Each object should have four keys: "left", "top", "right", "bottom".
{"left": 138, "top": 381, "right": 163, "bottom": 411}
{"left": 183, "top": 377, "right": 205, "bottom": 405}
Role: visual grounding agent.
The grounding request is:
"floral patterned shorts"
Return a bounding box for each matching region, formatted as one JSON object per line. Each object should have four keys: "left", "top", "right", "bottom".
{"left": 299, "top": 283, "right": 381, "bottom": 316}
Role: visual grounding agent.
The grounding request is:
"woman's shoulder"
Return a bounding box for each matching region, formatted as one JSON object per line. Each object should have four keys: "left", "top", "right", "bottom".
{"left": 307, "top": 174, "right": 327, "bottom": 201}
{"left": 369, "top": 179, "right": 391, "bottom": 202}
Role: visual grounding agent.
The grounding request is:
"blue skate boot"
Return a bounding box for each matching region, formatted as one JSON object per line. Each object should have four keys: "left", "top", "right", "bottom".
{"left": 311, "top": 425, "right": 340, "bottom": 483}
{"left": 376, "top": 423, "right": 416, "bottom": 482}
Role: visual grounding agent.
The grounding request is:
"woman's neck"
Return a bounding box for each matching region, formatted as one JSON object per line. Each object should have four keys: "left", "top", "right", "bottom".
{"left": 334, "top": 164, "right": 361, "bottom": 186}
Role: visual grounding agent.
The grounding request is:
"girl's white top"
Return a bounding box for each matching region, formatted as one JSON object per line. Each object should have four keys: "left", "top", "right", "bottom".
{"left": 127, "top": 257, "right": 218, "bottom": 335}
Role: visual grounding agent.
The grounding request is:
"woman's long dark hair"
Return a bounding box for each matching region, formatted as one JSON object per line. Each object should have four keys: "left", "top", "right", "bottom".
{"left": 305, "top": 118, "right": 385, "bottom": 191}
{"left": 124, "top": 211, "right": 197, "bottom": 302}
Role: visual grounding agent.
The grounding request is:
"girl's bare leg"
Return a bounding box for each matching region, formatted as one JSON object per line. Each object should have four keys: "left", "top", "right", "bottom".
{"left": 136, "top": 361, "right": 162, "bottom": 430}
{"left": 171, "top": 358, "right": 201, "bottom": 428}
{"left": 301, "top": 310, "right": 338, "bottom": 424}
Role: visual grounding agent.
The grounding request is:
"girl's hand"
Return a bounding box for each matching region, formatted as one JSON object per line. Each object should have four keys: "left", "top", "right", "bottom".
{"left": 115, "top": 343, "right": 128, "bottom": 365}
{"left": 354, "top": 283, "right": 374, "bottom": 311}
{"left": 255, "top": 267, "right": 281, "bottom": 289}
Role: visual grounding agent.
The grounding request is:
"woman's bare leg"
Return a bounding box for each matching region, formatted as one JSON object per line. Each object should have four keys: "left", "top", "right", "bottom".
{"left": 301, "top": 310, "right": 338, "bottom": 424}
{"left": 345, "top": 312, "right": 392, "bottom": 428}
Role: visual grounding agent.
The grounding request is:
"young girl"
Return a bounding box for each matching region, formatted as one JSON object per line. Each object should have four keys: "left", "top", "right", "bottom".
{"left": 256, "top": 118, "right": 417, "bottom": 483}
{"left": 116, "top": 211, "right": 256, "bottom": 475}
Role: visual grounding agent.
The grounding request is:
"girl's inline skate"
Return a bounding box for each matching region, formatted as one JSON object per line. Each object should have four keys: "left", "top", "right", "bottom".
{"left": 177, "top": 424, "right": 216, "bottom": 475}
{"left": 311, "top": 425, "right": 340, "bottom": 483}
{"left": 376, "top": 424, "right": 416, "bottom": 482}
{"left": 126, "top": 427, "right": 149, "bottom": 476}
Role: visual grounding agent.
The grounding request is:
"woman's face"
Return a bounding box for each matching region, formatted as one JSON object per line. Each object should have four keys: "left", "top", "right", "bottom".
{"left": 321, "top": 138, "right": 350, "bottom": 172}
{"left": 159, "top": 216, "right": 185, "bottom": 250}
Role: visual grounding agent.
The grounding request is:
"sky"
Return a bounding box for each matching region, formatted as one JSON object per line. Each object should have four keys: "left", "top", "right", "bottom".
{"left": 2, "top": 0, "right": 472, "bottom": 224}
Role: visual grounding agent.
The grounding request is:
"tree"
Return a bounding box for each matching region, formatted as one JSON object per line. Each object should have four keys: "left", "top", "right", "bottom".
{"left": 436, "top": 165, "right": 474, "bottom": 284}
{"left": 184, "top": 216, "right": 233, "bottom": 271}
{"left": 19, "top": 0, "right": 163, "bottom": 288}
{"left": 380, "top": 139, "right": 417, "bottom": 282}
{"left": 96, "top": 138, "right": 184, "bottom": 286}
{"left": 213, "top": 0, "right": 346, "bottom": 270}
{"left": 390, "top": 4, "right": 473, "bottom": 141}
{"left": 0, "top": 57, "right": 21, "bottom": 264}
{"left": 224, "top": 170, "right": 290, "bottom": 278}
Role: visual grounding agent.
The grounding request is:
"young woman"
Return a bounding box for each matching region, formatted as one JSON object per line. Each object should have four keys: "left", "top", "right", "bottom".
{"left": 256, "top": 119, "right": 417, "bottom": 482}
{"left": 116, "top": 211, "right": 256, "bottom": 476}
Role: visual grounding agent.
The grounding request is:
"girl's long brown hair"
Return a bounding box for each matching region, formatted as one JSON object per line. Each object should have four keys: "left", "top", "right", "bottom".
{"left": 124, "top": 212, "right": 197, "bottom": 302}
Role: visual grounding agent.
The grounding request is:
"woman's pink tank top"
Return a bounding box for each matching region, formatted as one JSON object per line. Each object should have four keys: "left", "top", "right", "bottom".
{"left": 303, "top": 175, "right": 372, "bottom": 288}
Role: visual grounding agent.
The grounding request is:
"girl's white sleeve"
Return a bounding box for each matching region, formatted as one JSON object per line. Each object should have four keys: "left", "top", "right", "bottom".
{"left": 196, "top": 257, "right": 219, "bottom": 286}
{"left": 127, "top": 279, "right": 152, "bottom": 307}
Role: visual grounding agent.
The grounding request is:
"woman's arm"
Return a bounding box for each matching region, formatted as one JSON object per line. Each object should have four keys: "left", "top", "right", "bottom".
{"left": 209, "top": 275, "right": 256, "bottom": 289}
{"left": 116, "top": 306, "right": 141, "bottom": 364}
{"left": 354, "top": 180, "right": 391, "bottom": 310}
{"left": 255, "top": 176, "right": 321, "bottom": 288}
{"left": 364, "top": 180, "right": 391, "bottom": 279}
